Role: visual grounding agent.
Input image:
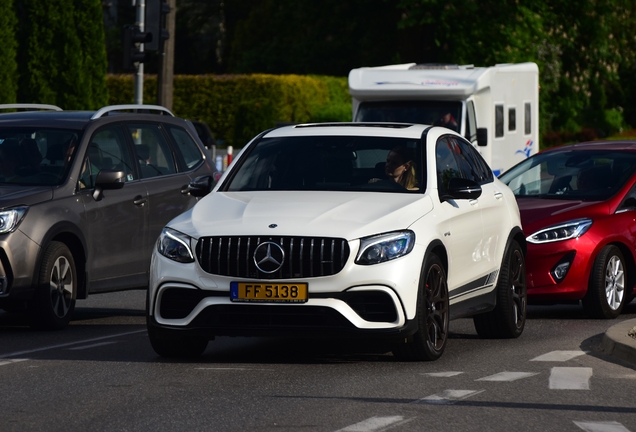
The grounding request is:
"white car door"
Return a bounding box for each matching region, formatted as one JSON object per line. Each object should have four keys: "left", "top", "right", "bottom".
{"left": 434, "top": 136, "right": 486, "bottom": 293}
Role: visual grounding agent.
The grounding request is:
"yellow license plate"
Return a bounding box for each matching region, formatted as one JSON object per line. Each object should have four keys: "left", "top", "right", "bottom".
{"left": 230, "top": 282, "right": 308, "bottom": 303}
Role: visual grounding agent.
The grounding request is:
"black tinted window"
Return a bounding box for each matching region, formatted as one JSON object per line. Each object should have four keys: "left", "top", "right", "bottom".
{"left": 225, "top": 136, "right": 422, "bottom": 193}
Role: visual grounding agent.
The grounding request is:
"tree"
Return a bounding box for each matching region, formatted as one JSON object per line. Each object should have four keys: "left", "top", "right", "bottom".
{"left": 395, "top": 0, "right": 636, "bottom": 135}
{"left": 16, "top": 0, "right": 108, "bottom": 109}
{"left": 0, "top": 0, "right": 18, "bottom": 104}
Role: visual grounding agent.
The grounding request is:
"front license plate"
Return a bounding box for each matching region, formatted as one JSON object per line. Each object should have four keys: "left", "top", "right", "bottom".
{"left": 230, "top": 282, "right": 308, "bottom": 303}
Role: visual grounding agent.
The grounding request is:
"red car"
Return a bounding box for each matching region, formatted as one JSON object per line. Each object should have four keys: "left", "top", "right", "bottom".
{"left": 499, "top": 141, "right": 636, "bottom": 318}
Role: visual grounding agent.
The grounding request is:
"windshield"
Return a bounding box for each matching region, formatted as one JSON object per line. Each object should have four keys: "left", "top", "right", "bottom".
{"left": 355, "top": 101, "right": 462, "bottom": 133}
{"left": 499, "top": 149, "right": 636, "bottom": 201}
{"left": 0, "top": 128, "right": 80, "bottom": 186}
{"left": 224, "top": 135, "right": 423, "bottom": 193}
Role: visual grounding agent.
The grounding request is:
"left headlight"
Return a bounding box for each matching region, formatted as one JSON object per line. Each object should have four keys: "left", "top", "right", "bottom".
{"left": 0, "top": 206, "right": 28, "bottom": 234}
{"left": 157, "top": 227, "right": 195, "bottom": 263}
{"left": 356, "top": 230, "right": 415, "bottom": 265}
{"left": 526, "top": 218, "right": 593, "bottom": 244}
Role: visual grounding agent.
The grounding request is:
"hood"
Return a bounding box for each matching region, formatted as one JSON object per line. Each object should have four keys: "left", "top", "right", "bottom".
{"left": 0, "top": 185, "right": 53, "bottom": 208}
{"left": 170, "top": 191, "right": 434, "bottom": 240}
{"left": 516, "top": 197, "right": 606, "bottom": 231}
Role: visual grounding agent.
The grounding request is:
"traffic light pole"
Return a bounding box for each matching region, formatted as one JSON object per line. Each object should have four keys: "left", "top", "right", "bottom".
{"left": 134, "top": 0, "right": 146, "bottom": 104}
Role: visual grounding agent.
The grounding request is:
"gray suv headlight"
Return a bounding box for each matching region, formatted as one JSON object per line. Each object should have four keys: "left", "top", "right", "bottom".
{"left": 0, "top": 206, "right": 28, "bottom": 234}
{"left": 356, "top": 230, "right": 415, "bottom": 265}
{"left": 157, "top": 228, "right": 195, "bottom": 263}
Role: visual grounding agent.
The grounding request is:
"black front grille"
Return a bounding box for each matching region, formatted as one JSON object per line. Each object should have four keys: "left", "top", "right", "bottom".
{"left": 196, "top": 236, "right": 350, "bottom": 279}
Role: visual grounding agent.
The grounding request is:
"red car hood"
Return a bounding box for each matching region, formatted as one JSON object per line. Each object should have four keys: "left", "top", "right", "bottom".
{"left": 516, "top": 197, "right": 606, "bottom": 231}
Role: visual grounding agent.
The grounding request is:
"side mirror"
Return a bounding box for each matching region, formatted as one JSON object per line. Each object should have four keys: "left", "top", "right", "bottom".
{"left": 477, "top": 128, "right": 488, "bottom": 147}
{"left": 187, "top": 175, "right": 217, "bottom": 197}
{"left": 93, "top": 169, "right": 125, "bottom": 201}
{"left": 441, "top": 178, "right": 482, "bottom": 201}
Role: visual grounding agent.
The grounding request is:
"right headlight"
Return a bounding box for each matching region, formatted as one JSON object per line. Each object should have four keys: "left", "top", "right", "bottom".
{"left": 157, "top": 228, "right": 195, "bottom": 263}
{"left": 526, "top": 218, "right": 593, "bottom": 244}
{"left": 0, "top": 206, "right": 28, "bottom": 234}
{"left": 355, "top": 230, "right": 415, "bottom": 265}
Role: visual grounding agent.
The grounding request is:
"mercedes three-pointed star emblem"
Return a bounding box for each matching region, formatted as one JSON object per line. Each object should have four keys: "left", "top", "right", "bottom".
{"left": 253, "top": 241, "right": 285, "bottom": 273}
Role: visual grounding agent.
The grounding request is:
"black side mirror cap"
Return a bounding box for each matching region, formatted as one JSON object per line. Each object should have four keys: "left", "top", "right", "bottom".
{"left": 440, "top": 177, "right": 482, "bottom": 201}
{"left": 188, "top": 175, "right": 216, "bottom": 197}
{"left": 477, "top": 128, "right": 488, "bottom": 147}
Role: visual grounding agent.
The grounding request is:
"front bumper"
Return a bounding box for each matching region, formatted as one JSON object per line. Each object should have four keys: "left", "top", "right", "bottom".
{"left": 525, "top": 237, "right": 594, "bottom": 302}
{"left": 148, "top": 241, "right": 426, "bottom": 339}
{"left": 0, "top": 229, "right": 41, "bottom": 300}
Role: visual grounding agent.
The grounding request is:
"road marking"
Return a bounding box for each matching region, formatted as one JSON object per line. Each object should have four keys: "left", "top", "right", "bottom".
{"left": 549, "top": 367, "right": 593, "bottom": 390}
{"left": 531, "top": 350, "right": 588, "bottom": 362}
{"left": 415, "top": 389, "right": 484, "bottom": 405}
{"left": 335, "top": 416, "right": 410, "bottom": 432}
{"left": 68, "top": 341, "right": 117, "bottom": 351}
{"left": 0, "top": 359, "right": 28, "bottom": 367}
{"left": 574, "top": 420, "right": 631, "bottom": 432}
{"left": 421, "top": 371, "right": 463, "bottom": 377}
{"left": 194, "top": 367, "right": 275, "bottom": 371}
{"left": 0, "top": 329, "right": 146, "bottom": 359}
{"left": 476, "top": 372, "right": 540, "bottom": 382}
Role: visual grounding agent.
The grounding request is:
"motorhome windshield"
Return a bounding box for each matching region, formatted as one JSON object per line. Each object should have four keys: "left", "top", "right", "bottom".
{"left": 355, "top": 101, "right": 462, "bottom": 132}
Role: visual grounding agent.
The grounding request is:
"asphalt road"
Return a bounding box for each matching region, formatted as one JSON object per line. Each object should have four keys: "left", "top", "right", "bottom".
{"left": 1, "top": 291, "right": 635, "bottom": 432}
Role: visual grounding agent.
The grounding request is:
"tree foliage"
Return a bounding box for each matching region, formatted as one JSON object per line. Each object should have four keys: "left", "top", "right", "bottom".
{"left": 396, "top": 0, "right": 636, "bottom": 135}
{"left": 0, "top": 0, "right": 18, "bottom": 104}
{"left": 15, "top": 0, "right": 108, "bottom": 109}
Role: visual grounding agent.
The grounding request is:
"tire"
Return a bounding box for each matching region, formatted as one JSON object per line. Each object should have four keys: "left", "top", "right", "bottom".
{"left": 146, "top": 290, "right": 208, "bottom": 358}
{"left": 393, "top": 254, "right": 449, "bottom": 361}
{"left": 473, "top": 240, "right": 526, "bottom": 339}
{"left": 28, "top": 242, "right": 77, "bottom": 330}
{"left": 582, "top": 245, "right": 626, "bottom": 319}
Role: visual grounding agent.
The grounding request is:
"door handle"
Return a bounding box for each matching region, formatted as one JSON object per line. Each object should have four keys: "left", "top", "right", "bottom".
{"left": 469, "top": 199, "right": 479, "bottom": 206}
{"left": 133, "top": 195, "right": 147, "bottom": 206}
{"left": 494, "top": 192, "right": 504, "bottom": 200}
{"left": 180, "top": 185, "right": 190, "bottom": 195}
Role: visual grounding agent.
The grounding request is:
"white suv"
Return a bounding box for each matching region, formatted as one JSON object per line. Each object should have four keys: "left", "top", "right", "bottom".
{"left": 147, "top": 123, "right": 527, "bottom": 361}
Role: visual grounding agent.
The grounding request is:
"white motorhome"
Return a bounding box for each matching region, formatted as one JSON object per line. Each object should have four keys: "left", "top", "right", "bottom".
{"left": 348, "top": 62, "right": 539, "bottom": 175}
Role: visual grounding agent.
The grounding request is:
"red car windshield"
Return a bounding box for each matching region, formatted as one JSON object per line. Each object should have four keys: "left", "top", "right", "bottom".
{"left": 499, "top": 149, "right": 636, "bottom": 201}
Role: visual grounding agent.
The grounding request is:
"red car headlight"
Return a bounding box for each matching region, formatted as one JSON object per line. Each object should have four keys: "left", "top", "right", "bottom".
{"left": 526, "top": 218, "right": 593, "bottom": 244}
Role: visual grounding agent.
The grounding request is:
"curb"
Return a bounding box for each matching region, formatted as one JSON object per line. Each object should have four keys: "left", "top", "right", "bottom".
{"left": 600, "top": 318, "right": 636, "bottom": 367}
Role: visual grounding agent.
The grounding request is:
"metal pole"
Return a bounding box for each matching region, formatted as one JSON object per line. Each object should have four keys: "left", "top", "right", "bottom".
{"left": 158, "top": 0, "right": 175, "bottom": 110}
{"left": 134, "top": 0, "right": 145, "bottom": 104}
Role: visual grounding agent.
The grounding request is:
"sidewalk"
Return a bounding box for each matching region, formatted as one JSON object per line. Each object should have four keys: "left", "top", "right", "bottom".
{"left": 600, "top": 318, "right": 636, "bottom": 367}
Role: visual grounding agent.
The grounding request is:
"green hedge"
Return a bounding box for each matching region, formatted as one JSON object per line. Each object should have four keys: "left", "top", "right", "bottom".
{"left": 106, "top": 74, "right": 352, "bottom": 147}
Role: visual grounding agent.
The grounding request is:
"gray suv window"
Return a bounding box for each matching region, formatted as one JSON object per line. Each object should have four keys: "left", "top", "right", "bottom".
{"left": 80, "top": 126, "right": 135, "bottom": 189}
{"left": 126, "top": 123, "right": 176, "bottom": 178}
{"left": 167, "top": 125, "right": 203, "bottom": 169}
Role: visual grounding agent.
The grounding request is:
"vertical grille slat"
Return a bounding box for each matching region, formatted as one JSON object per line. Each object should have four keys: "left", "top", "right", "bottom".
{"left": 196, "top": 235, "right": 350, "bottom": 279}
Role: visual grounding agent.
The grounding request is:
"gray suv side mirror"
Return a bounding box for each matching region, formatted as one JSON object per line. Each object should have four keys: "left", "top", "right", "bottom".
{"left": 93, "top": 169, "right": 125, "bottom": 201}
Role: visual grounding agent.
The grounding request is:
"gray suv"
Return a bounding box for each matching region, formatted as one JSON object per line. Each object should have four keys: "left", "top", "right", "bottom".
{"left": 0, "top": 104, "right": 218, "bottom": 329}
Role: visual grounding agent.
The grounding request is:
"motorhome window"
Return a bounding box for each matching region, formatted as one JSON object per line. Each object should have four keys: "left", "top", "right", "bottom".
{"left": 495, "top": 104, "right": 504, "bottom": 138}
{"left": 524, "top": 102, "right": 531, "bottom": 135}
{"left": 356, "top": 101, "right": 462, "bottom": 132}
{"left": 508, "top": 107, "right": 516, "bottom": 132}
{"left": 466, "top": 101, "right": 477, "bottom": 142}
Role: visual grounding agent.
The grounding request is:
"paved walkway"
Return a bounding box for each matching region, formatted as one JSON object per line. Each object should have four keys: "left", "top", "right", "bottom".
{"left": 601, "top": 318, "right": 636, "bottom": 367}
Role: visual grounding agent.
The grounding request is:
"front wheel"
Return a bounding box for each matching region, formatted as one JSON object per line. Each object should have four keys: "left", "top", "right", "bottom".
{"left": 393, "top": 253, "right": 449, "bottom": 361}
{"left": 473, "top": 239, "right": 526, "bottom": 339}
{"left": 28, "top": 242, "right": 77, "bottom": 330}
{"left": 582, "top": 245, "right": 626, "bottom": 319}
